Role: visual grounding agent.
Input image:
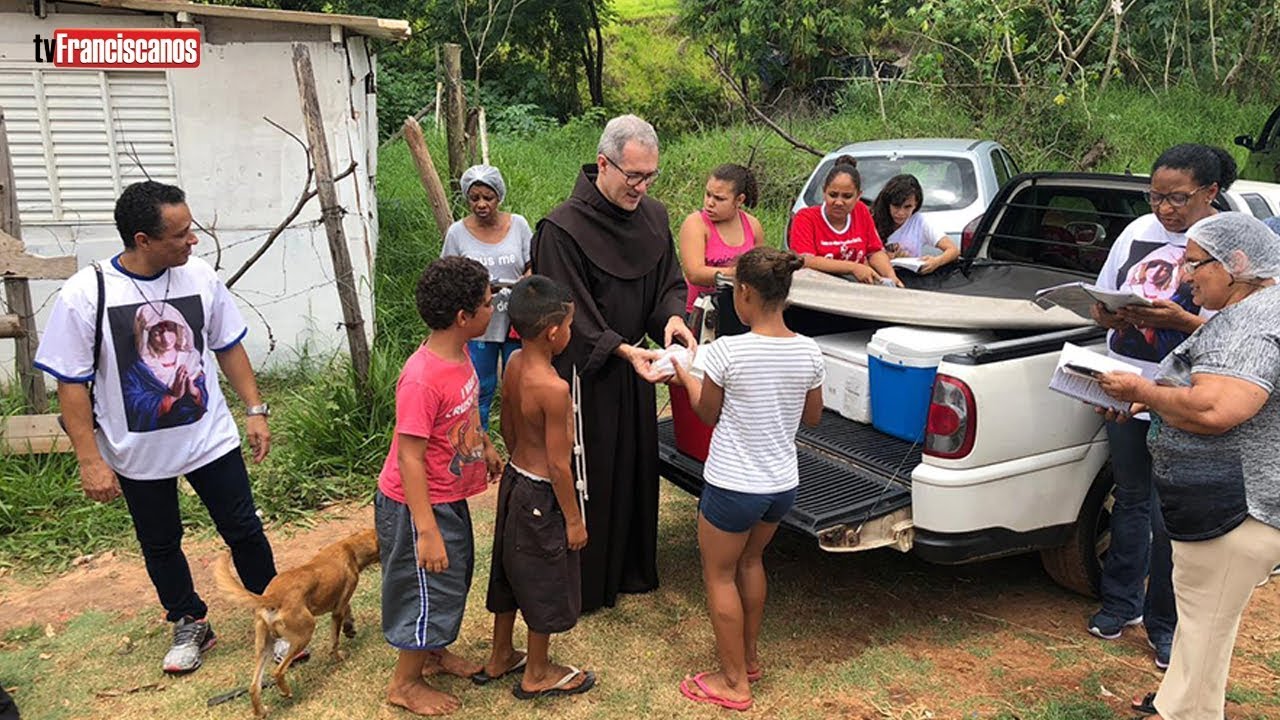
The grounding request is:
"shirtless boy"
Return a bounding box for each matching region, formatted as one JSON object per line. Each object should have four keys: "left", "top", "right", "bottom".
{"left": 475, "top": 275, "right": 596, "bottom": 699}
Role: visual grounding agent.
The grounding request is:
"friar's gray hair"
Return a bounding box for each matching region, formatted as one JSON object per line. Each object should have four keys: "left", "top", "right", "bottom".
{"left": 597, "top": 114, "right": 659, "bottom": 160}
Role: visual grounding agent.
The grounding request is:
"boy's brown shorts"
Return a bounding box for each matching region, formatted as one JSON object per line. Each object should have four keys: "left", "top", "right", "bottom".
{"left": 485, "top": 465, "right": 581, "bottom": 634}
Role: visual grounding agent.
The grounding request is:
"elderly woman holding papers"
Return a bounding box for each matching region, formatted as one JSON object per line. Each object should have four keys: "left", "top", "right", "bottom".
{"left": 1095, "top": 212, "right": 1280, "bottom": 720}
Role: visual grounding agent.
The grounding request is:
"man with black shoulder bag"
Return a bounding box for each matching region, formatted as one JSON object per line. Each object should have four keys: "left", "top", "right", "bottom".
{"left": 35, "top": 181, "right": 296, "bottom": 676}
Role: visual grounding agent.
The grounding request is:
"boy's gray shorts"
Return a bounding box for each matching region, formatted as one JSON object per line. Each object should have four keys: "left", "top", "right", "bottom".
{"left": 375, "top": 490, "right": 474, "bottom": 650}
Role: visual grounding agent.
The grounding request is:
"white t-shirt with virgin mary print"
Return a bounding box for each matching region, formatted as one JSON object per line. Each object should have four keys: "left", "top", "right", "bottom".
{"left": 35, "top": 254, "right": 247, "bottom": 480}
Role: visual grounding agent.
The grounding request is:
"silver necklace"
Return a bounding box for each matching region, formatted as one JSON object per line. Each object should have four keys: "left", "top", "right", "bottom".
{"left": 126, "top": 265, "right": 173, "bottom": 314}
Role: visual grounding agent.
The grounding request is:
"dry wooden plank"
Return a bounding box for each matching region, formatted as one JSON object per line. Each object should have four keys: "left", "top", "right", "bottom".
{"left": 94, "top": 0, "right": 411, "bottom": 41}
{"left": 1, "top": 110, "right": 51, "bottom": 411}
{"left": 0, "top": 414, "right": 72, "bottom": 455}
{"left": 442, "top": 43, "right": 467, "bottom": 182}
{"left": 4, "top": 280, "right": 48, "bottom": 412}
{"left": 402, "top": 117, "right": 453, "bottom": 239}
{"left": 292, "top": 43, "right": 372, "bottom": 399}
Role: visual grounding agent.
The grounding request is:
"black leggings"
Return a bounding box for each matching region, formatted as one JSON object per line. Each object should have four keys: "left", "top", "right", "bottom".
{"left": 118, "top": 448, "right": 276, "bottom": 622}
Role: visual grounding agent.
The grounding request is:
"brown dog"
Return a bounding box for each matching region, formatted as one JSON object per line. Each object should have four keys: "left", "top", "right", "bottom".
{"left": 214, "top": 528, "right": 380, "bottom": 717}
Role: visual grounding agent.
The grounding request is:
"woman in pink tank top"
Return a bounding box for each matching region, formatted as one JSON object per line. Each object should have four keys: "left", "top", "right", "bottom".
{"left": 679, "top": 164, "right": 764, "bottom": 313}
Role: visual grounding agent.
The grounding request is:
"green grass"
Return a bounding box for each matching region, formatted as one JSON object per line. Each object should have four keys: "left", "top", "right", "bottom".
{"left": 0, "top": 486, "right": 1163, "bottom": 720}
{"left": 612, "top": 0, "right": 679, "bottom": 20}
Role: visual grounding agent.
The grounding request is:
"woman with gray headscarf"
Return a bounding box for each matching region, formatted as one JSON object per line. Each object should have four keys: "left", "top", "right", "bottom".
{"left": 440, "top": 164, "right": 532, "bottom": 430}
{"left": 1097, "top": 212, "right": 1280, "bottom": 719}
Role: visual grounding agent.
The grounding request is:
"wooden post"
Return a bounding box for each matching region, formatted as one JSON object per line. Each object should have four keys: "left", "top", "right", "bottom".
{"left": 291, "top": 44, "right": 372, "bottom": 398}
{"left": 0, "top": 109, "right": 48, "bottom": 413}
{"left": 442, "top": 43, "right": 468, "bottom": 181}
{"left": 403, "top": 118, "right": 454, "bottom": 239}
{"left": 434, "top": 81, "right": 443, "bottom": 133}
{"left": 478, "top": 106, "right": 490, "bottom": 165}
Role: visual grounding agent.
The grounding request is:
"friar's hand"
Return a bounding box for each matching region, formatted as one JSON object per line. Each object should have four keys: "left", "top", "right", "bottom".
{"left": 626, "top": 345, "right": 668, "bottom": 384}
{"left": 664, "top": 316, "right": 698, "bottom": 355}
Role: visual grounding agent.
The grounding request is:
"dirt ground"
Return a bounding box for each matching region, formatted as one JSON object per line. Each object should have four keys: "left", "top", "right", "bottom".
{"left": 3, "top": 486, "right": 1280, "bottom": 719}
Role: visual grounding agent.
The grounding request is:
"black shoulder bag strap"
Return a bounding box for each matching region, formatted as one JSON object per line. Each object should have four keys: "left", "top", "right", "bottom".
{"left": 89, "top": 262, "right": 104, "bottom": 418}
{"left": 57, "top": 262, "right": 104, "bottom": 433}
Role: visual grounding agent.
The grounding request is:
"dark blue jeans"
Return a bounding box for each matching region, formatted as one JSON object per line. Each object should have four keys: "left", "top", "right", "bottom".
{"left": 468, "top": 339, "right": 520, "bottom": 431}
{"left": 1098, "top": 419, "right": 1176, "bottom": 644}
{"left": 118, "top": 448, "right": 276, "bottom": 622}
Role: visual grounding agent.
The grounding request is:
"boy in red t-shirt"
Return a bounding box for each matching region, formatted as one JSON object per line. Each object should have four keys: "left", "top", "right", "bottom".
{"left": 376, "top": 255, "right": 503, "bottom": 716}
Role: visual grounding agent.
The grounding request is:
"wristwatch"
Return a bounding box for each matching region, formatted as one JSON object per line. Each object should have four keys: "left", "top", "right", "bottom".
{"left": 246, "top": 403, "right": 271, "bottom": 418}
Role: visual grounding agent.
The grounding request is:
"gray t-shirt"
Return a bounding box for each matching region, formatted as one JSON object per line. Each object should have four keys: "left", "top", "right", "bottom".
{"left": 1150, "top": 284, "right": 1280, "bottom": 534}
{"left": 440, "top": 214, "right": 532, "bottom": 342}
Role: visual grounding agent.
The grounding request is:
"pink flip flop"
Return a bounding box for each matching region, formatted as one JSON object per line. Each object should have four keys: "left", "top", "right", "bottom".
{"left": 746, "top": 668, "right": 762, "bottom": 683}
{"left": 679, "top": 672, "right": 753, "bottom": 711}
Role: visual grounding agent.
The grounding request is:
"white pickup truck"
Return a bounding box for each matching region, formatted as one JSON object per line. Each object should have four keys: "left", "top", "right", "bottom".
{"left": 659, "top": 171, "right": 1226, "bottom": 597}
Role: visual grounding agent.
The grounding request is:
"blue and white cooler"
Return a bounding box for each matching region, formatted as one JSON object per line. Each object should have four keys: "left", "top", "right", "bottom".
{"left": 867, "top": 326, "right": 994, "bottom": 443}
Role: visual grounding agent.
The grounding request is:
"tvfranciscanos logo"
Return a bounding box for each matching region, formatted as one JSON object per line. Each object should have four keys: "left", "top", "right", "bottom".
{"left": 32, "top": 29, "right": 201, "bottom": 68}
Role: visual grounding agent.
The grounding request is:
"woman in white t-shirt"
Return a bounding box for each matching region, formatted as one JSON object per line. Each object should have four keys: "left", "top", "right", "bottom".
{"left": 668, "top": 247, "right": 825, "bottom": 712}
{"left": 870, "top": 174, "right": 960, "bottom": 275}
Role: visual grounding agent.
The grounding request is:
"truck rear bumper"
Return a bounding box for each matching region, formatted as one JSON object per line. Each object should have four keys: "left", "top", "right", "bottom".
{"left": 912, "top": 524, "right": 1073, "bottom": 565}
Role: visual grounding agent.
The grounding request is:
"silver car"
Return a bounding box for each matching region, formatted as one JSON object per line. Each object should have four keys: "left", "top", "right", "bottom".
{"left": 791, "top": 139, "right": 1019, "bottom": 242}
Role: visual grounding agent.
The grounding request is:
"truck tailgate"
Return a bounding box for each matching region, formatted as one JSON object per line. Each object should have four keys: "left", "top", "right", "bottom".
{"left": 658, "top": 411, "right": 915, "bottom": 535}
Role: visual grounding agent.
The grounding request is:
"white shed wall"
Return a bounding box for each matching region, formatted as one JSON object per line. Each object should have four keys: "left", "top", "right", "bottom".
{"left": 0, "top": 2, "right": 379, "bottom": 383}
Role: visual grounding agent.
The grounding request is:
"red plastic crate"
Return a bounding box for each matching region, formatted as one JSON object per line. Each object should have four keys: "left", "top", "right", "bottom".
{"left": 670, "top": 384, "right": 713, "bottom": 463}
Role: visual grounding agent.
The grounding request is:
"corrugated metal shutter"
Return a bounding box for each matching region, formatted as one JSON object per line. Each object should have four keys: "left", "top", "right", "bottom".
{"left": 0, "top": 68, "right": 55, "bottom": 223}
{"left": 0, "top": 65, "right": 178, "bottom": 225}
{"left": 108, "top": 71, "right": 179, "bottom": 190}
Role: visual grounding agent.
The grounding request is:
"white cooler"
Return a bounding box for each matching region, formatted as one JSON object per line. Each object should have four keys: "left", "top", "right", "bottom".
{"left": 814, "top": 331, "right": 876, "bottom": 424}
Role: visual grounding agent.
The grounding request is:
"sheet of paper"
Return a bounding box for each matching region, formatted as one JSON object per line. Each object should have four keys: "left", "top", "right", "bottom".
{"left": 891, "top": 257, "right": 928, "bottom": 272}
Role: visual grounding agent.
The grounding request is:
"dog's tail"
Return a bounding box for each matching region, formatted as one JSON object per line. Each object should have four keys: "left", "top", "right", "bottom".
{"left": 212, "top": 553, "right": 265, "bottom": 609}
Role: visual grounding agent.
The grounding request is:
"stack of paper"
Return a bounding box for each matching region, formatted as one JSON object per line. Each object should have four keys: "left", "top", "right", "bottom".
{"left": 891, "top": 257, "right": 928, "bottom": 272}
{"left": 1048, "top": 342, "right": 1143, "bottom": 413}
{"left": 1034, "top": 281, "right": 1154, "bottom": 319}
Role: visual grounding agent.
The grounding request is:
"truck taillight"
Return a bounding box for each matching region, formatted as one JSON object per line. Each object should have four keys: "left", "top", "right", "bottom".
{"left": 925, "top": 375, "right": 976, "bottom": 459}
{"left": 960, "top": 214, "right": 983, "bottom": 255}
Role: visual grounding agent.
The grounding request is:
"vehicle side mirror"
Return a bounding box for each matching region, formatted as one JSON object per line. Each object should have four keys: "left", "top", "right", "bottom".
{"left": 1236, "top": 134, "right": 1255, "bottom": 150}
{"left": 1065, "top": 221, "right": 1106, "bottom": 246}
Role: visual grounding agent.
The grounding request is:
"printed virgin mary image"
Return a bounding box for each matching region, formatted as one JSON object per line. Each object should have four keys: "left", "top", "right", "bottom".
{"left": 122, "top": 302, "right": 208, "bottom": 432}
{"left": 1110, "top": 242, "right": 1201, "bottom": 363}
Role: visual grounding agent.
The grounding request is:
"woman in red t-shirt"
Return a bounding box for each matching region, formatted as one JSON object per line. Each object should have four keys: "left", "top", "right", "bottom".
{"left": 788, "top": 155, "right": 902, "bottom": 286}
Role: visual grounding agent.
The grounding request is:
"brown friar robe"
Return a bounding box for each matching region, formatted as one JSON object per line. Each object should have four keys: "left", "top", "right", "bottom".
{"left": 532, "top": 164, "right": 686, "bottom": 612}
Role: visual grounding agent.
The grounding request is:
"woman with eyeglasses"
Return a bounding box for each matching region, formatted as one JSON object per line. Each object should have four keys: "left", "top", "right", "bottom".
{"left": 440, "top": 164, "right": 532, "bottom": 431}
{"left": 1083, "top": 143, "right": 1237, "bottom": 672}
{"left": 1094, "top": 213, "right": 1280, "bottom": 720}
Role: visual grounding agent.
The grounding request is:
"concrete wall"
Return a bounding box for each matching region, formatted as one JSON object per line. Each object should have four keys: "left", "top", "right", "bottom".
{"left": 0, "top": 0, "right": 379, "bottom": 382}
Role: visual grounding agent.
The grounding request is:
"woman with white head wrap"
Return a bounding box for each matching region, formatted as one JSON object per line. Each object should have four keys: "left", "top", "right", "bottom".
{"left": 1097, "top": 212, "right": 1280, "bottom": 719}
{"left": 440, "top": 164, "right": 532, "bottom": 430}
{"left": 123, "top": 301, "right": 208, "bottom": 431}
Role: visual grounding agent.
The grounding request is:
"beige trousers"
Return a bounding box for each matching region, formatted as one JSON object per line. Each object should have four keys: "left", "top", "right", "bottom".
{"left": 1155, "top": 517, "right": 1280, "bottom": 720}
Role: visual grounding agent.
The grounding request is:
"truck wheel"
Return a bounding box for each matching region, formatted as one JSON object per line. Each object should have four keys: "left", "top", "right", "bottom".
{"left": 1040, "top": 465, "right": 1115, "bottom": 598}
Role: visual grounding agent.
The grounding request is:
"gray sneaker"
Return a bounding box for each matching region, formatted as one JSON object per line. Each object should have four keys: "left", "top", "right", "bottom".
{"left": 162, "top": 616, "right": 216, "bottom": 675}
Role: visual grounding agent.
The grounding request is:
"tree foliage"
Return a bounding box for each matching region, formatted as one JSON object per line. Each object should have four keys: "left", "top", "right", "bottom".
{"left": 679, "top": 0, "right": 1280, "bottom": 104}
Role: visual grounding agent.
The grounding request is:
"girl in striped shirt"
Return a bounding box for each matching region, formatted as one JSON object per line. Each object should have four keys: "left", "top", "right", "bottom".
{"left": 669, "top": 247, "right": 825, "bottom": 711}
